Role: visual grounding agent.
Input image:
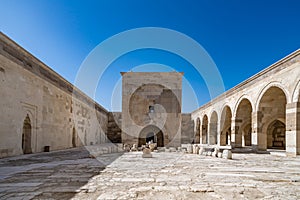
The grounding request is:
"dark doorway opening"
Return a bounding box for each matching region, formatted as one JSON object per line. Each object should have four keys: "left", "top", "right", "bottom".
{"left": 22, "top": 114, "right": 32, "bottom": 154}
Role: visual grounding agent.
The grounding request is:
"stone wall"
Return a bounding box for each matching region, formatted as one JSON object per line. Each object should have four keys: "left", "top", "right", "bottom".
{"left": 107, "top": 112, "right": 122, "bottom": 143}
{"left": 121, "top": 72, "right": 183, "bottom": 147}
{"left": 0, "top": 33, "right": 108, "bottom": 158}
{"left": 181, "top": 113, "right": 194, "bottom": 144}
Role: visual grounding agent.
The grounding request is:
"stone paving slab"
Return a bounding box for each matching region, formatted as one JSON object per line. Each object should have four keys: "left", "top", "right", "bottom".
{"left": 0, "top": 148, "right": 299, "bottom": 199}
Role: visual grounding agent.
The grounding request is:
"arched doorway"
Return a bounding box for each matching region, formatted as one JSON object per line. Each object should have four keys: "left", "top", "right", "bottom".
{"left": 267, "top": 120, "right": 286, "bottom": 150}
{"left": 209, "top": 111, "right": 218, "bottom": 145}
{"left": 220, "top": 106, "right": 232, "bottom": 146}
{"left": 235, "top": 99, "right": 252, "bottom": 147}
{"left": 258, "top": 86, "right": 287, "bottom": 150}
{"left": 72, "top": 127, "right": 77, "bottom": 147}
{"left": 22, "top": 114, "right": 32, "bottom": 154}
{"left": 138, "top": 125, "right": 164, "bottom": 147}
{"left": 202, "top": 115, "right": 208, "bottom": 144}
{"left": 146, "top": 132, "right": 155, "bottom": 143}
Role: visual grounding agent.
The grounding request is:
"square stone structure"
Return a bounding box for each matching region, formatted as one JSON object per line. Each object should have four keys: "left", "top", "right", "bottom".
{"left": 121, "top": 72, "right": 183, "bottom": 147}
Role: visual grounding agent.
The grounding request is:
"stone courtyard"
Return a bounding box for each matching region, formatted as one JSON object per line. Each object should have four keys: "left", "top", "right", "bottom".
{"left": 0, "top": 147, "right": 299, "bottom": 199}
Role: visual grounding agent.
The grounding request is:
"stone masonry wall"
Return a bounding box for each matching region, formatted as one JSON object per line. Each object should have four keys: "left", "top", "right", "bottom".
{"left": 0, "top": 33, "right": 108, "bottom": 158}
{"left": 107, "top": 112, "right": 122, "bottom": 143}
{"left": 181, "top": 113, "right": 194, "bottom": 144}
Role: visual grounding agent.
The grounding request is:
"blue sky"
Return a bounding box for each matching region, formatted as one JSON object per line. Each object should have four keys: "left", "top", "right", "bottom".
{"left": 1, "top": 0, "right": 300, "bottom": 112}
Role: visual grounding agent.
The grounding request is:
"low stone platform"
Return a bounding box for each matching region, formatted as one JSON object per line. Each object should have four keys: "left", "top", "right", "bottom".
{"left": 0, "top": 147, "right": 299, "bottom": 199}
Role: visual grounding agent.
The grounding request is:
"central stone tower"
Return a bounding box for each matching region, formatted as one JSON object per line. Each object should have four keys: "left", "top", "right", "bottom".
{"left": 121, "top": 72, "right": 183, "bottom": 147}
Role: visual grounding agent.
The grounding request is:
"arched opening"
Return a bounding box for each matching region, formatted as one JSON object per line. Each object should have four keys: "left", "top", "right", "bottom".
{"left": 267, "top": 120, "right": 286, "bottom": 150}
{"left": 202, "top": 115, "right": 208, "bottom": 144}
{"left": 258, "top": 86, "right": 287, "bottom": 150}
{"left": 220, "top": 106, "right": 232, "bottom": 146}
{"left": 72, "top": 127, "right": 77, "bottom": 148}
{"left": 235, "top": 99, "right": 252, "bottom": 147}
{"left": 138, "top": 125, "right": 164, "bottom": 147}
{"left": 209, "top": 111, "right": 218, "bottom": 145}
{"left": 195, "top": 118, "right": 200, "bottom": 143}
{"left": 146, "top": 132, "right": 155, "bottom": 143}
{"left": 22, "top": 114, "right": 32, "bottom": 154}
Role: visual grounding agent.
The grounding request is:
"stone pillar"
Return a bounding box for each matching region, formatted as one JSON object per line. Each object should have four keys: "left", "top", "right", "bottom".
{"left": 199, "top": 125, "right": 203, "bottom": 144}
{"left": 230, "top": 118, "right": 242, "bottom": 148}
{"left": 251, "top": 111, "right": 266, "bottom": 151}
{"left": 217, "top": 123, "right": 221, "bottom": 146}
{"left": 209, "top": 122, "right": 217, "bottom": 145}
{"left": 286, "top": 102, "right": 300, "bottom": 156}
{"left": 207, "top": 123, "right": 211, "bottom": 145}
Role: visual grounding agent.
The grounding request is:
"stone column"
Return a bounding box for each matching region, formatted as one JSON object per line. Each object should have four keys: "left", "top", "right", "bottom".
{"left": 217, "top": 123, "right": 221, "bottom": 146}
{"left": 207, "top": 123, "right": 211, "bottom": 145}
{"left": 230, "top": 118, "right": 242, "bottom": 148}
{"left": 251, "top": 111, "right": 266, "bottom": 151}
{"left": 199, "top": 124, "right": 203, "bottom": 144}
{"left": 286, "top": 102, "right": 300, "bottom": 156}
{"left": 209, "top": 122, "right": 217, "bottom": 145}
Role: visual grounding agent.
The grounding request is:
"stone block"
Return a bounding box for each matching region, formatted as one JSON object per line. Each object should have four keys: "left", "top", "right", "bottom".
{"left": 142, "top": 148, "right": 152, "bottom": 158}
{"left": 222, "top": 150, "right": 232, "bottom": 159}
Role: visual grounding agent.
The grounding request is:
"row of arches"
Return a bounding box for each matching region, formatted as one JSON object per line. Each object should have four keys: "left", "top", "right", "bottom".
{"left": 194, "top": 85, "right": 293, "bottom": 151}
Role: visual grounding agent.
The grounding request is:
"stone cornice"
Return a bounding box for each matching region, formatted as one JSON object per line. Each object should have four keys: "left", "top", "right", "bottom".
{"left": 0, "top": 32, "right": 108, "bottom": 114}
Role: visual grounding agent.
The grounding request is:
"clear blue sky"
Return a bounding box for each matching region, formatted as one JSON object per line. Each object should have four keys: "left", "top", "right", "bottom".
{"left": 1, "top": 0, "right": 299, "bottom": 112}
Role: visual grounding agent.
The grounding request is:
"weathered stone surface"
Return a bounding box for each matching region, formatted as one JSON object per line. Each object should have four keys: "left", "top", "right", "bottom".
{"left": 223, "top": 150, "right": 232, "bottom": 159}
{"left": 142, "top": 148, "right": 152, "bottom": 158}
{"left": 121, "top": 72, "right": 183, "bottom": 148}
{"left": 1, "top": 149, "right": 299, "bottom": 199}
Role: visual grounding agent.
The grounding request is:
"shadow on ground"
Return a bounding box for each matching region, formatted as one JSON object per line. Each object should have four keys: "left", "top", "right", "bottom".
{"left": 0, "top": 147, "right": 123, "bottom": 199}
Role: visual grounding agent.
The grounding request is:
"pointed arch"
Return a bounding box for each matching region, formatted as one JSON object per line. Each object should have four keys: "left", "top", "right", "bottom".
{"left": 209, "top": 111, "right": 218, "bottom": 145}
{"left": 256, "top": 82, "right": 290, "bottom": 111}
{"left": 257, "top": 86, "right": 287, "bottom": 150}
{"left": 202, "top": 115, "right": 208, "bottom": 144}
{"left": 235, "top": 98, "right": 253, "bottom": 147}
{"left": 220, "top": 105, "right": 232, "bottom": 146}
{"left": 292, "top": 80, "right": 300, "bottom": 102}
{"left": 22, "top": 114, "right": 32, "bottom": 154}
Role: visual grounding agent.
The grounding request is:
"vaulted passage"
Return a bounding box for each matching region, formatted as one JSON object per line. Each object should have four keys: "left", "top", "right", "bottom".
{"left": 202, "top": 115, "right": 208, "bottom": 144}
{"left": 209, "top": 111, "right": 218, "bottom": 145}
{"left": 235, "top": 99, "right": 252, "bottom": 147}
{"left": 267, "top": 120, "right": 286, "bottom": 149}
{"left": 258, "top": 86, "right": 287, "bottom": 150}
{"left": 22, "top": 114, "right": 32, "bottom": 154}
{"left": 138, "top": 125, "right": 164, "bottom": 147}
{"left": 220, "top": 106, "right": 232, "bottom": 146}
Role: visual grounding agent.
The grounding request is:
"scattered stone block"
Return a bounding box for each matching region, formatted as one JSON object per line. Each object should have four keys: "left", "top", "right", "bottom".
{"left": 212, "top": 147, "right": 219, "bottom": 157}
{"left": 130, "top": 144, "right": 137, "bottom": 151}
{"left": 193, "top": 145, "right": 199, "bottom": 154}
{"left": 199, "top": 147, "right": 204, "bottom": 155}
{"left": 123, "top": 144, "right": 131, "bottom": 152}
{"left": 142, "top": 148, "right": 152, "bottom": 158}
{"left": 187, "top": 144, "right": 193, "bottom": 153}
{"left": 169, "top": 147, "right": 177, "bottom": 152}
{"left": 222, "top": 150, "right": 232, "bottom": 159}
{"left": 149, "top": 143, "right": 157, "bottom": 151}
{"left": 217, "top": 152, "right": 222, "bottom": 158}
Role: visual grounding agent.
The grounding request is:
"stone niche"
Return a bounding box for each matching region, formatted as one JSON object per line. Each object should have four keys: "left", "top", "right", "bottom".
{"left": 121, "top": 72, "right": 183, "bottom": 147}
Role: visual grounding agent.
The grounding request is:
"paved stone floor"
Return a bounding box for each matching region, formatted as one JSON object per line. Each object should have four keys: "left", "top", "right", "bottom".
{"left": 0, "top": 148, "right": 300, "bottom": 200}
